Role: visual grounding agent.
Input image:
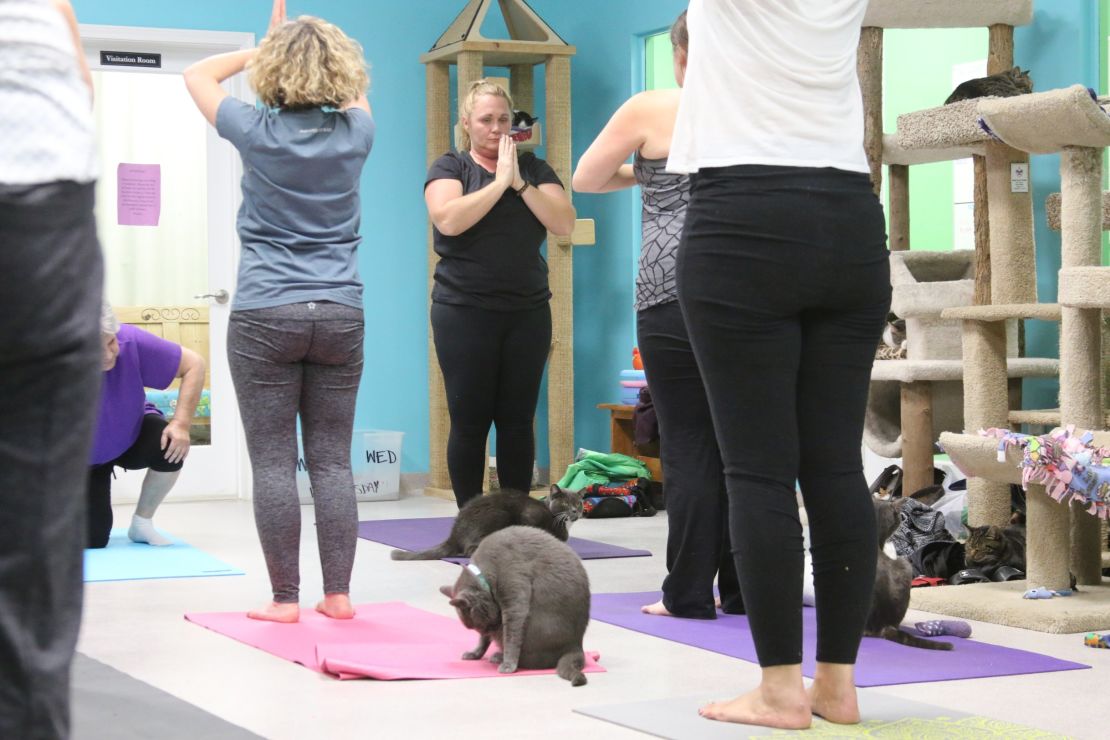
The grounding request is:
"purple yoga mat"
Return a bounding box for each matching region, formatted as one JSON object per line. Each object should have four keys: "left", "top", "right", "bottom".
{"left": 591, "top": 591, "right": 1089, "bottom": 687}
{"left": 357, "top": 517, "right": 651, "bottom": 561}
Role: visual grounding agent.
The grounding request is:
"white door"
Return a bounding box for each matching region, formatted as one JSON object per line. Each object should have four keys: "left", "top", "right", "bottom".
{"left": 79, "top": 25, "right": 253, "bottom": 502}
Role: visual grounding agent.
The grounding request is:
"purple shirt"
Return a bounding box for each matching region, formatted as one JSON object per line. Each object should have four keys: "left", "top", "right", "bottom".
{"left": 90, "top": 324, "right": 182, "bottom": 465}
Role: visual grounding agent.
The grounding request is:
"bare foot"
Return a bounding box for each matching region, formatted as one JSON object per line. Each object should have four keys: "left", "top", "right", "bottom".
{"left": 315, "top": 593, "right": 355, "bottom": 619}
{"left": 641, "top": 600, "right": 674, "bottom": 617}
{"left": 808, "top": 679, "right": 860, "bottom": 724}
{"left": 247, "top": 602, "right": 299, "bottom": 623}
{"left": 699, "top": 685, "right": 811, "bottom": 730}
{"left": 714, "top": 596, "right": 722, "bottom": 609}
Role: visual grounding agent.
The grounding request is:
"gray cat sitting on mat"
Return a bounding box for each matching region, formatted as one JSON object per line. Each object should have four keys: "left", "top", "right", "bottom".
{"left": 440, "top": 525, "right": 591, "bottom": 685}
{"left": 867, "top": 495, "right": 954, "bottom": 651}
{"left": 390, "top": 486, "right": 584, "bottom": 561}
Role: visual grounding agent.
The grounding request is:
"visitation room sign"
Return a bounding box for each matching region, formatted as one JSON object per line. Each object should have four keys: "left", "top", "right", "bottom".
{"left": 100, "top": 51, "right": 162, "bottom": 69}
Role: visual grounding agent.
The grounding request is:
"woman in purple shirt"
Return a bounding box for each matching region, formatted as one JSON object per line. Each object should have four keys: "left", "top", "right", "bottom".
{"left": 88, "top": 305, "right": 205, "bottom": 549}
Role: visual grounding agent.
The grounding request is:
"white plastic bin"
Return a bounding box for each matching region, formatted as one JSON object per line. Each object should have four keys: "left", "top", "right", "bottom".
{"left": 297, "top": 429, "right": 404, "bottom": 504}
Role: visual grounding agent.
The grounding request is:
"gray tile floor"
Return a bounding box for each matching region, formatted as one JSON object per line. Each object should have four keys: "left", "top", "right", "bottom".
{"left": 77, "top": 494, "right": 1107, "bottom": 739}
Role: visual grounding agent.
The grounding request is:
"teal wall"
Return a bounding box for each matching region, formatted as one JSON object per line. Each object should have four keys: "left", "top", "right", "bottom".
{"left": 1015, "top": 0, "right": 1100, "bottom": 408}
{"left": 73, "top": 0, "right": 1097, "bottom": 471}
{"left": 75, "top": 0, "right": 688, "bottom": 475}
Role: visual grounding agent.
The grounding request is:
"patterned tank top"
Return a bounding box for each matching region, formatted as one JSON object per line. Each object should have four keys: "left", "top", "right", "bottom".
{"left": 633, "top": 153, "right": 689, "bottom": 311}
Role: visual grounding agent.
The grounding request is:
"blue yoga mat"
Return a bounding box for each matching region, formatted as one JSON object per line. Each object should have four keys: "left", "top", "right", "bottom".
{"left": 84, "top": 530, "right": 244, "bottom": 582}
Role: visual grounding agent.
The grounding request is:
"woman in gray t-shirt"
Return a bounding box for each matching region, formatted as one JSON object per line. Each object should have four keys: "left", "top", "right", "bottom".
{"left": 184, "top": 0, "right": 374, "bottom": 625}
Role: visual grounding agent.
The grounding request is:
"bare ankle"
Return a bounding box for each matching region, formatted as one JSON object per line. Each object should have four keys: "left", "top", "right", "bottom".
{"left": 316, "top": 594, "right": 355, "bottom": 619}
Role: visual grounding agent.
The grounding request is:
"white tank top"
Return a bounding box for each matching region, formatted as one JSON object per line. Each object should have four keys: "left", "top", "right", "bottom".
{"left": 668, "top": 0, "right": 870, "bottom": 175}
{"left": 0, "top": 0, "right": 97, "bottom": 185}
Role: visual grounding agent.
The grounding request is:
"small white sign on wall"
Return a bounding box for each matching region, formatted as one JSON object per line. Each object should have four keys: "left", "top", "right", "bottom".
{"left": 1010, "top": 162, "right": 1030, "bottom": 192}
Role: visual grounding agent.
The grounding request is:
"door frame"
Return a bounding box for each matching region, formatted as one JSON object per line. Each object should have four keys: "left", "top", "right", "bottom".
{"left": 79, "top": 24, "right": 254, "bottom": 501}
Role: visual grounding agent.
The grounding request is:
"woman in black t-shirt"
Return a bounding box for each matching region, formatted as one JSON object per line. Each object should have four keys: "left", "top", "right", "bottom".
{"left": 424, "top": 79, "right": 575, "bottom": 508}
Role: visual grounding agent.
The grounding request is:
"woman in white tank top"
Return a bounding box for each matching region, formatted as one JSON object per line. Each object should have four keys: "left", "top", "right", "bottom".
{"left": 670, "top": 0, "right": 890, "bottom": 730}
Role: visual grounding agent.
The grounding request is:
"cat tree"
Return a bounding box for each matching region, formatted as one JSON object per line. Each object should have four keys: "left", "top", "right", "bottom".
{"left": 858, "top": 0, "right": 1053, "bottom": 498}
{"left": 420, "top": 0, "right": 594, "bottom": 500}
{"left": 860, "top": 2, "right": 1110, "bottom": 633}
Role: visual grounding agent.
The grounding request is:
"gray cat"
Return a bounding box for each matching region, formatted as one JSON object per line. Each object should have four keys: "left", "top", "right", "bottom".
{"left": 439, "top": 525, "right": 591, "bottom": 686}
{"left": 391, "top": 486, "right": 583, "bottom": 561}
{"left": 866, "top": 496, "right": 953, "bottom": 650}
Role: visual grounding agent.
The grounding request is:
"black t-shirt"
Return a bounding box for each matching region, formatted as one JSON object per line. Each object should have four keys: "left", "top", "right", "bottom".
{"left": 425, "top": 150, "right": 563, "bottom": 311}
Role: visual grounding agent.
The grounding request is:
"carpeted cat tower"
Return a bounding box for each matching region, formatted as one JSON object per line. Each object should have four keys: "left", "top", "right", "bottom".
{"left": 420, "top": 0, "right": 594, "bottom": 500}
{"left": 859, "top": 1, "right": 1110, "bottom": 633}
{"left": 858, "top": 0, "right": 1054, "bottom": 498}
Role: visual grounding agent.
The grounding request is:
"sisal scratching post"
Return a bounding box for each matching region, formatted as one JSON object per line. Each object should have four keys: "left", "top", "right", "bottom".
{"left": 888, "top": 164, "right": 909, "bottom": 251}
{"left": 857, "top": 27, "right": 883, "bottom": 195}
{"left": 986, "top": 24, "right": 1014, "bottom": 76}
{"left": 545, "top": 54, "right": 574, "bottom": 484}
{"left": 973, "top": 155, "right": 991, "bottom": 305}
{"left": 900, "top": 382, "right": 933, "bottom": 495}
{"left": 509, "top": 63, "right": 533, "bottom": 111}
{"left": 1059, "top": 146, "right": 1105, "bottom": 584}
{"left": 961, "top": 320, "right": 1011, "bottom": 526}
{"left": 426, "top": 62, "right": 452, "bottom": 492}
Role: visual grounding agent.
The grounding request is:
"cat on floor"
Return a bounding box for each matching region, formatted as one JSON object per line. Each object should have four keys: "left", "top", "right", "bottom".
{"left": 945, "top": 66, "right": 1033, "bottom": 104}
{"left": 440, "top": 525, "right": 591, "bottom": 685}
{"left": 964, "top": 523, "right": 1026, "bottom": 572}
{"left": 865, "top": 495, "right": 953, "bottom": 650}
{"left": 390, "top": 486, "right": 583, "bottom": 561}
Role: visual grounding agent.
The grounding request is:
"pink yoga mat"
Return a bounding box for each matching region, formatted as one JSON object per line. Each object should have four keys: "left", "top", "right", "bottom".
{"left": 185, "top": 601, "right": 604, "bottom": 681}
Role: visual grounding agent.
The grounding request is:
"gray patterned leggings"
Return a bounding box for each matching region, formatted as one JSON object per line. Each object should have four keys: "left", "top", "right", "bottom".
{"left": 228, "top": 302, "right": 364, "bottom": 603}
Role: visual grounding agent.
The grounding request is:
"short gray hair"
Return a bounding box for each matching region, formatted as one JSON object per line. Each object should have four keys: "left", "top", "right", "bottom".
{"left": 100, "top": 301, "right": 119, "bottom": 335}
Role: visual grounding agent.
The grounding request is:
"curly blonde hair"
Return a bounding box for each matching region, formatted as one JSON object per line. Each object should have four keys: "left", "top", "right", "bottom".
{"left": 455, "top": 79, "right": 513, "bottom": 151}
{"left": 249, "top": 16, "right": 369, "bottom": 109}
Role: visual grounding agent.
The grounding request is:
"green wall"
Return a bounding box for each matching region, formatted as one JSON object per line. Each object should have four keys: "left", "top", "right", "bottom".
{"left": 882, "top": 28, "right": 986, "bottom": 252}
{"left": 645, "top": 32, "right": 678, "bottom": 91}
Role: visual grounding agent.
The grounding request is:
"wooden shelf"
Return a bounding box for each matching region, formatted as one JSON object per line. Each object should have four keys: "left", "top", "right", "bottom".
{"left": 596, "top": 403, "right": 663, "bottom": 482}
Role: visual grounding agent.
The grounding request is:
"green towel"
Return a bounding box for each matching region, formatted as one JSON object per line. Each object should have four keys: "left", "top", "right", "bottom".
{"left": 556, "top": 449, "right": 652, "bottom": 491}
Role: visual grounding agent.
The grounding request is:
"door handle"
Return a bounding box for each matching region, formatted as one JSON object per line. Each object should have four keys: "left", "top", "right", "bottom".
{"left": 195, "top": 289, "right": 230, "bottom": 305}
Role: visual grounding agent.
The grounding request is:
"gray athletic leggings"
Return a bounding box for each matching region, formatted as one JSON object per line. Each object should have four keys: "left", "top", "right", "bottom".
{"left": 228, "top": 301, "right": 364, "bottom": 603}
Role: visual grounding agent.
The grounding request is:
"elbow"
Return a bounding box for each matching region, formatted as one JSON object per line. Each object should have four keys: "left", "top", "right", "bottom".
{"left": 552, "top": 213, "right": 576, "bottom": 238}
{"left": 432, "top": 217, "right": 462, "bottom": 237}
{"left": 571, "top": 171, "right": 600, "bottom": 194}
{"left": 183, "top": 349, "right": 206, "bottom": 379}
{"left": 570, "top": 172, "right": 589, "bottom": 193}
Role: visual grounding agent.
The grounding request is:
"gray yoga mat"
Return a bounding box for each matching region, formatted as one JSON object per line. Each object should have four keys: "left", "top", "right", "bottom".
{"left": 72, "top": 653, "right": 263, "bottom": 740}
{"left": 574, "top": 689, "right": 1065, "bottom": 739}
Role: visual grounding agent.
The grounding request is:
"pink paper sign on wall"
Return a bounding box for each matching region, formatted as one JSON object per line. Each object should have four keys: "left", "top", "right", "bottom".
{"left": 117, "top": 163, "right": 161, "bottom": 226}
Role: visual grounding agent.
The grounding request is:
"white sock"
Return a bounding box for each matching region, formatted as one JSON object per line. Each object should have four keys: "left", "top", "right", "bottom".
{"left": 128, "top": 515, "right": 173, "bottom": 546}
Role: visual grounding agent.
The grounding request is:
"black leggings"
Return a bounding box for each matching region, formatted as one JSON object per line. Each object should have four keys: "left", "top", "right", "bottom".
{"left": 676, "top": 165, "right": 891, "bottom": 667}
{"left": 637, "top": 301, "right": 741, "bottom": 618}
{"left": 87, "top": 414, "right": 182, "bottom": 549}
{"left": 431, "top": 302, "right": 551, "bottom": 509}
